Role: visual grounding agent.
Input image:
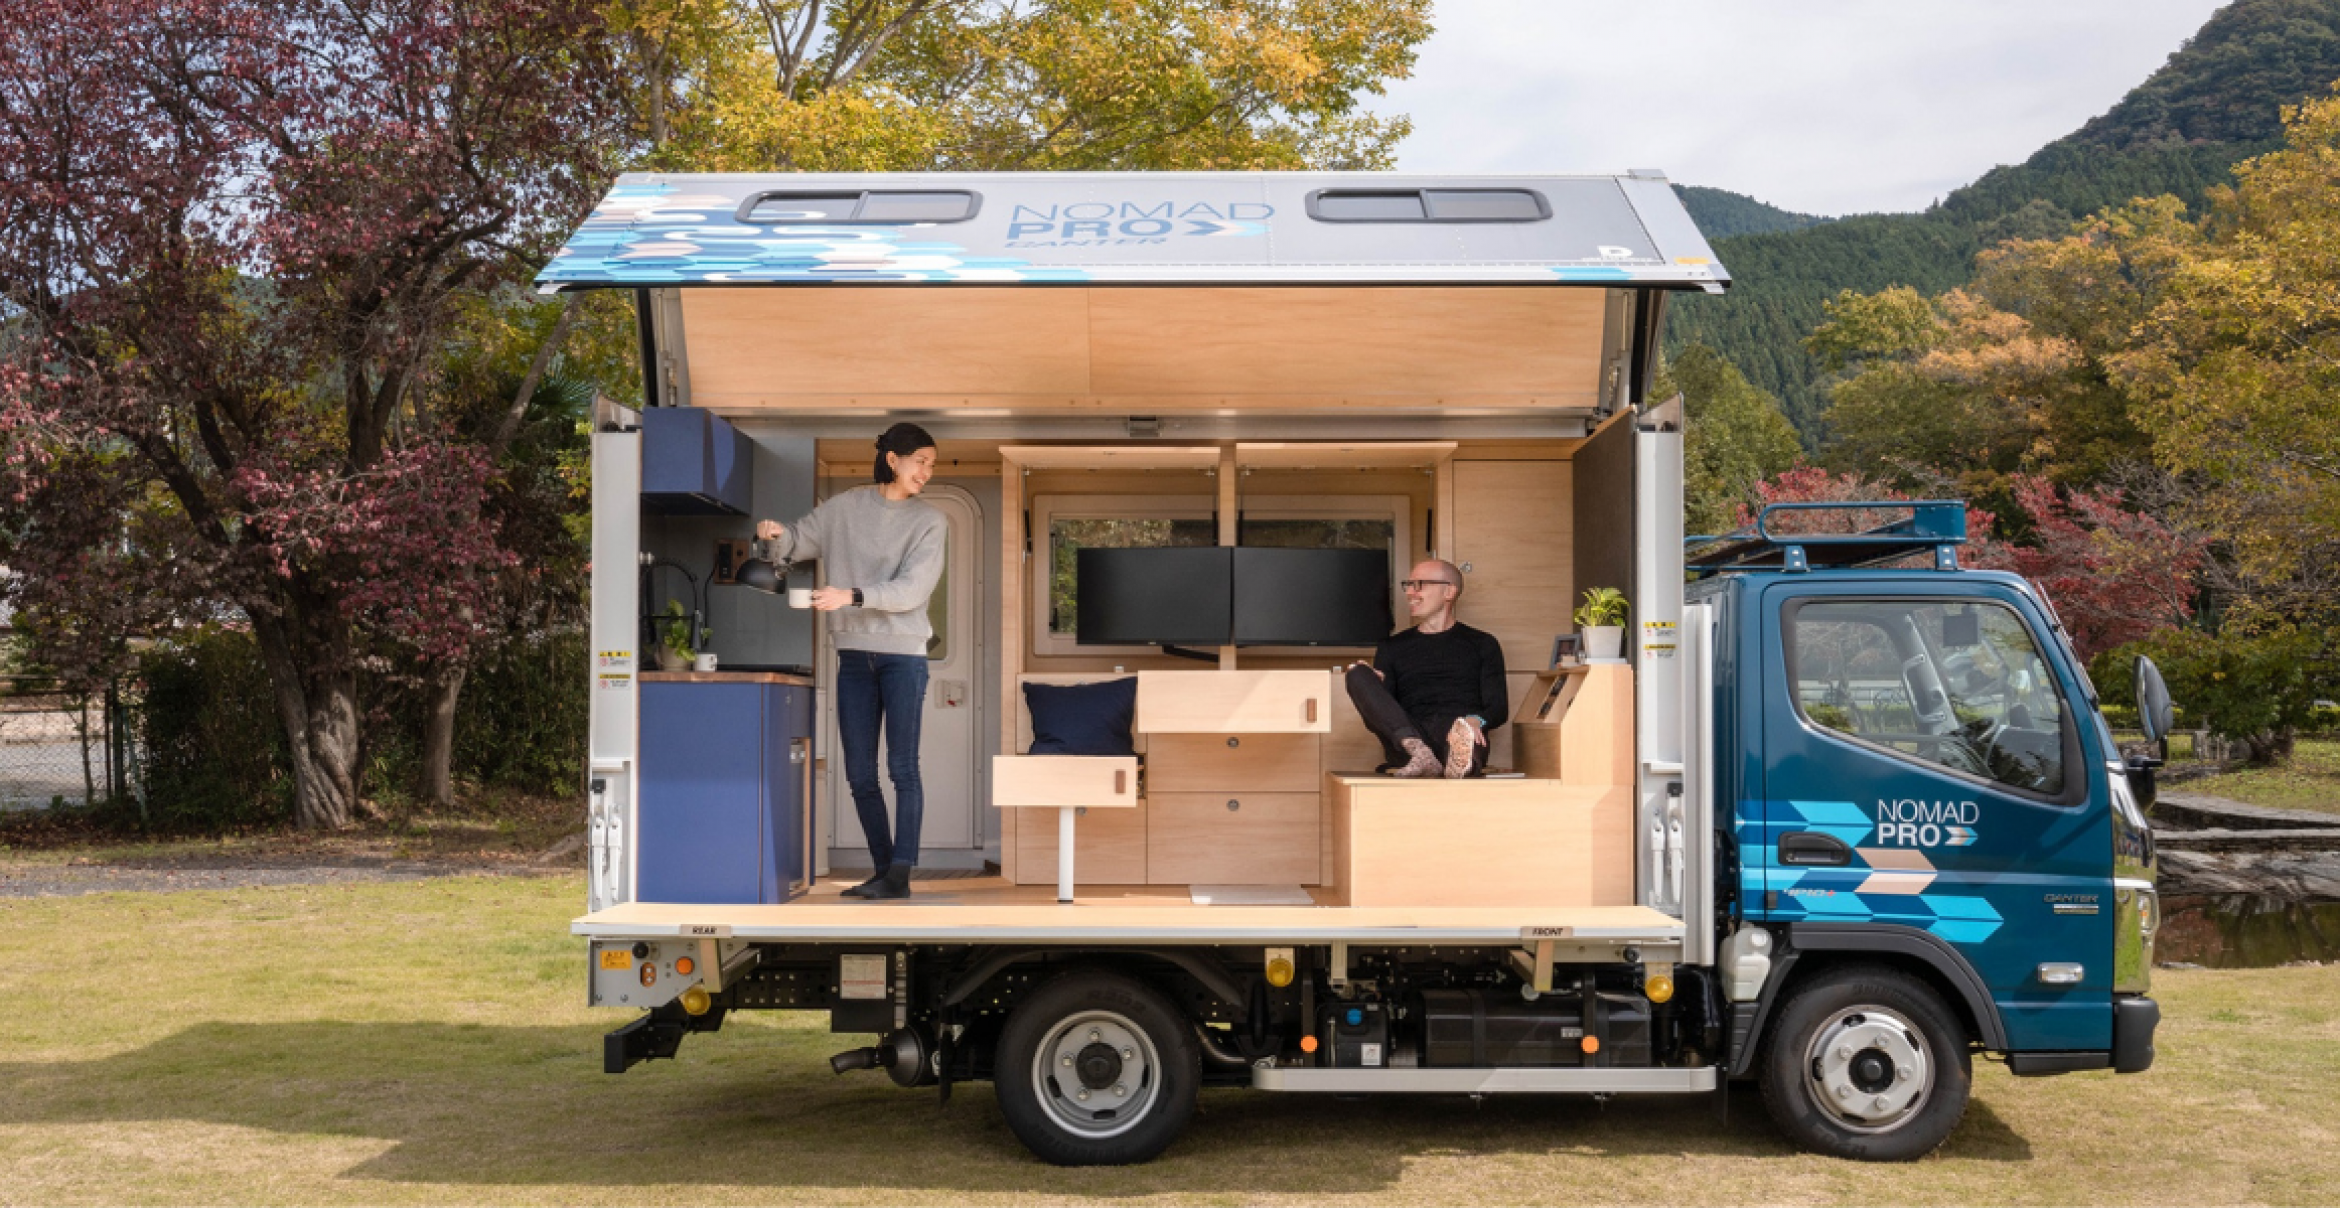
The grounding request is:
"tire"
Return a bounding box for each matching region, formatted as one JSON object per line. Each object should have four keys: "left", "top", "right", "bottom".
{"left": 994, "top": 968, "right": 1199, "bottom": 1166}
{"left": 1758, "top": 964, "right": 1972, "bottom": 1161}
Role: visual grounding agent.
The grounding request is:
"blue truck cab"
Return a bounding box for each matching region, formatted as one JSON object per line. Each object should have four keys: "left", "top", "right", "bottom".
{"left": 1690, "top": 501, "right": 2159, "bottom": 1153}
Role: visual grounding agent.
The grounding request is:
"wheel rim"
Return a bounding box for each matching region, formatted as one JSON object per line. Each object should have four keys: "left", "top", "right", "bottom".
{"left": 1029, "top": 1008, "right": 1161, "bottom": 1139}
{"left": 1803, "top": 1005, "right": 1933, "bottom": 1134}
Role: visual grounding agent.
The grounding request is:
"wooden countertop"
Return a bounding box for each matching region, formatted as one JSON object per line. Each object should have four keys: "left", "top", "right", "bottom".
{"left": 640, "top": 670, "right": 816, "bottom": 687}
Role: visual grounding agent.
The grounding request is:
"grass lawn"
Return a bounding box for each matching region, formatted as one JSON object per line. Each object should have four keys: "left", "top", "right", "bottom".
{"left": 3, "top": 875, "right": 2337, "bottom": 1206}
{"left": 2184, "top": 738, "right": 2340, "bottom": 815}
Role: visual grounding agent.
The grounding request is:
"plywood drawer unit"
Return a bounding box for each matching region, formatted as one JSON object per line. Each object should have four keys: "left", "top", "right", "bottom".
{"left": 1136, "top": 670, "right": 1332, "bottom": 734}
{"left": 992, "top": 755, "right": 1139, "bottom": 807}
{"left": 1146, "top": 792, "right": 1321, "bottom": 885}
{"left": 1144, "top": 734, "right": 1318, "bottom": 793}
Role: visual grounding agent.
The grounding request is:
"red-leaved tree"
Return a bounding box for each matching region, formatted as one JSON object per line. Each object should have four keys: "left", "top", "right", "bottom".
{"left": 0, "top": 0, "right": 625, "bottom": 827}
{"left": 1738, "top": 468, "right": 2206, "bottom": 660}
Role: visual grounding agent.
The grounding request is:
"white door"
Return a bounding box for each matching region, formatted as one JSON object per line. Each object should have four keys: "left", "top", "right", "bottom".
{"left": 829, "top": 484, "right": 984, "bottom": 868}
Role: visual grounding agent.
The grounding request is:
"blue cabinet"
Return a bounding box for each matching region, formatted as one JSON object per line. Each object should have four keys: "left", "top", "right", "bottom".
{"left": 638, "top": 679, "right": 815, "bottom": 903}
{"left": 641, "top": 407, "right": 753, "bottom": 515}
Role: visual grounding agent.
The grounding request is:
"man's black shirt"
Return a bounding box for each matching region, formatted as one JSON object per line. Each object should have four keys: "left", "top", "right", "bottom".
{"left": 1373, "top": 622, "right": 1509, "bottom": 734}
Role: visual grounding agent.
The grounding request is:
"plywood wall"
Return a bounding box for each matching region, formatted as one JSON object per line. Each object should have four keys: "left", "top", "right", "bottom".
{"left": 682, "top": 287, "right": 1609, "bottom": 413}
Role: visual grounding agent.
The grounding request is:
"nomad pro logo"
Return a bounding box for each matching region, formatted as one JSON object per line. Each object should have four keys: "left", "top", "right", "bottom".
{"left": 1875, "top": 799, "right": 1980, "bottom": 848}
{"left": 1005, "top": 201, "right": 1274, "bottom": 247}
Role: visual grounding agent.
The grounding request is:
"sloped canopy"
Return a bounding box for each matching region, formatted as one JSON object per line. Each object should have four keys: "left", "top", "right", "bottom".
{"left": 534, "top": 171, "right": 1729, "bottom": 291}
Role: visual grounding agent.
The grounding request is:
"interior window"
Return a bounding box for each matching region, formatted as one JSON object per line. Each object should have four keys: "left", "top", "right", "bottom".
{"left": 1237, "top": 518, "right": 1395, "bottom": 552}
{"left": 1048, "top": 517, "right": 1215, "bottom": 637}
{"left": 1787, "top": 599, "right": 2068, "bottom": 796}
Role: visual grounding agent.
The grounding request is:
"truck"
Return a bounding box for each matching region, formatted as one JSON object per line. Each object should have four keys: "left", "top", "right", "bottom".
{"left": 539, "top": 170, "right": 2163, "bottom": 1165}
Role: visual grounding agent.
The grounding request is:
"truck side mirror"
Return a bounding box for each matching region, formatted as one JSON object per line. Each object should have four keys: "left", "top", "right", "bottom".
{"left": 2134, "top": 656, "right": 2174, "bottom": 743}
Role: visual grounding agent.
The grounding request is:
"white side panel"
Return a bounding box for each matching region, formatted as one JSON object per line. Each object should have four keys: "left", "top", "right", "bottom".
{"left": 1633, "top": 402, "right": 1694, "bottom": 950}
{"left": 589, "top": 418, "right": 642, "bottom": 909}
{"left": 1681, "top": 601, "right": 1718, "bottom": 967}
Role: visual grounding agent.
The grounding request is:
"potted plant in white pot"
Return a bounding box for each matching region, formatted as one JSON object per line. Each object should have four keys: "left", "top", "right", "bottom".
{"left": 655, "top": 599, "right": 701, "bottom": 671}
{"left": 1574, "top": 586, "right": 1629, "bottom": 661}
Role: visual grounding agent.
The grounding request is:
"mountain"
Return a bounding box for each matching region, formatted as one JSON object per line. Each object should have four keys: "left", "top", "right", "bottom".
{"left": 1668, "top": 0, "right": 2340, "bottom": 440}
{"left": 1672, "top": 186, "right": 1830, "bottom": 238}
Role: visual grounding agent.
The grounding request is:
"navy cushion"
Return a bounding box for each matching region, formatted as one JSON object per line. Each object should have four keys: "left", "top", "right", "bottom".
{"left": 1024, "top": 678, "right": 1138, "bottom": 756}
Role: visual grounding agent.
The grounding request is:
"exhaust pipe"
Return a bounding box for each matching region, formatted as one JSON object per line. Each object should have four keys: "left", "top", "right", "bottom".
{"left": 830, "top": 1046, "right": 883, "bottom": 1075}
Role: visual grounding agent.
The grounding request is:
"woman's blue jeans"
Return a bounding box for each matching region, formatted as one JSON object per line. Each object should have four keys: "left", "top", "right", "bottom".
{"left": 834, "top": 650, "right": 927, "bottom": 869}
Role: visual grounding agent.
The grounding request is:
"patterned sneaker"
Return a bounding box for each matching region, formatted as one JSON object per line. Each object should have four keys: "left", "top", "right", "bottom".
{"left": 1444, "top": 720, "right": 1480, "bottom": 779}
{"left": 1391, "top": 738, "right": 1442, "bottom": 778}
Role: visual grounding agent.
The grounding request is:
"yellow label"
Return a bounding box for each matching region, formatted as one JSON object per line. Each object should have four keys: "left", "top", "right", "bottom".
{"left": 598, "top": 949, "right": 632, "bottom": 970}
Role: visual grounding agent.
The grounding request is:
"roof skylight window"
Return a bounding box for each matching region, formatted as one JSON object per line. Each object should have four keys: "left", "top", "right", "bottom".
{"left": 736, "top": 190, "right": 981, "bottom": 224}
{"left": 1306, "top": 188, "right": 1549, "bottom": 223}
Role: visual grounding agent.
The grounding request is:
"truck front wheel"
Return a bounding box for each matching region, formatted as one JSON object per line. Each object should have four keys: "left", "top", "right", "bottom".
{"left": 1759, "top": 965, "right": 1971, "bottom": 1161}
{"left": 994, "top": 968, "right": 1199, "bottom": 1166}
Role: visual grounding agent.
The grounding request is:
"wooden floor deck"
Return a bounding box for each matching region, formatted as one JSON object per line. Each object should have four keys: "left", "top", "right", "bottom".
{"left": 573, "top": 873, "right": 1683, "bottom": 945}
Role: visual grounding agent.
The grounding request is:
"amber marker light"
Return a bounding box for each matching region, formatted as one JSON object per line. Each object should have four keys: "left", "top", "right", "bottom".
{"left": 1265, "top": 954, "right": 1295, "bottom": 988}
{"left": 675, "top": 956, "right": 696, "bottom": 976}
{"left": 1581, "top": 1035, "right": 1601, "bottom": 1055}
{"left": 1645, "top": 973, "right": 1674, "bottom": 1004}
{"left": 680, "top": 986, "right": 712, "bottom": 1016}
{"left": 1299, "top": 1035, "right": 1319, "bottom": 1054}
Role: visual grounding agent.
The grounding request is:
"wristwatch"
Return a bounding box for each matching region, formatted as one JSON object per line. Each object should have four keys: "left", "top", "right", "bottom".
{"left": 851, "top": 588, "right": 864, "bottom": 607}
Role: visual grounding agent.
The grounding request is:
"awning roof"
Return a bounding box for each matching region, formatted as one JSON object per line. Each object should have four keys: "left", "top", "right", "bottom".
{"left": 534, "top": 171, "right": 1729, "bottom": 291}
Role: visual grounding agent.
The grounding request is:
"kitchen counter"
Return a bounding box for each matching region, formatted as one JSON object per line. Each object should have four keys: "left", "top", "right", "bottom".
{"left": 641, "top": 669, "right": 815, "bottom": 687}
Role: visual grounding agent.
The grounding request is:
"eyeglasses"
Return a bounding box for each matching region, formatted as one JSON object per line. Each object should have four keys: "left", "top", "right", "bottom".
{"left": 1399, "top": 579, "right": 1458, "bottom": 591}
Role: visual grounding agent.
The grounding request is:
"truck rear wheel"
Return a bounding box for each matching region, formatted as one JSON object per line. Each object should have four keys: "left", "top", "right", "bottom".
{"left": 1758, "top": 965, "right": 1970, "bottom": 1161}
{"left": 995, "top": 968, "right": 1199, "bottom": 1166}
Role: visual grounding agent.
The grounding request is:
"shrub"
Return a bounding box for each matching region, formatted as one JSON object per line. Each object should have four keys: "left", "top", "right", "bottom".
{"left": 134, "top": 627, "right": 291, "bottom": 830}
{"left": 2093, "top": 626, "right": 2337, "bottom": 765}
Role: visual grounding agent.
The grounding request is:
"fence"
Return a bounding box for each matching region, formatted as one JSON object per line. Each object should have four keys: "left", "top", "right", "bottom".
{"left": 0, "top": 677, "right": 134, "bottom": 811}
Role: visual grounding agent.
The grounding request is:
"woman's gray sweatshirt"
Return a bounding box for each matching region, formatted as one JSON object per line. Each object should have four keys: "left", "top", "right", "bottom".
{"left": 769, "top": 485, "right": 948, "bottom": 656}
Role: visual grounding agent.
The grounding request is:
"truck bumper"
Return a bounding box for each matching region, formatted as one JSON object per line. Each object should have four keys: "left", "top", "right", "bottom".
{"left": 2113, "top": 994, "right": 2159, "bottom": 1074}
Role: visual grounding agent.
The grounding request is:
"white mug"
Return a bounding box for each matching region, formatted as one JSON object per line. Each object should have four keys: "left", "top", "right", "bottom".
{"left": 694, "top": 652, "right": 718, "bottom": 672}
{"left": 788, "top": 586, "right": 814, "bottom": 609}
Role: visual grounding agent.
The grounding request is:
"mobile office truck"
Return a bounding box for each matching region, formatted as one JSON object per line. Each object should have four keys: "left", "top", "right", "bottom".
{"left": 542, "top": 171, "right": 2162, "bottom": 1165}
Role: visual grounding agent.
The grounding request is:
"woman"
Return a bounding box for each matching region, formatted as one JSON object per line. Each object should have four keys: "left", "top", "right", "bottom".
{"left": 756, "top": 423, "right": 946, "bottom": 900}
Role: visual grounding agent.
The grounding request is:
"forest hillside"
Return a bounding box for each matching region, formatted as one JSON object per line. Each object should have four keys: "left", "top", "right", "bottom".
{"left": 1668, "top": 0, "right": 2340, "bottom": 438}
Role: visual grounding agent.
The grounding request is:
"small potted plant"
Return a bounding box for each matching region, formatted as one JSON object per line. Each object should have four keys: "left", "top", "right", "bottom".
{"left": 656, "top": 599, "right": 701, "bottom": 671}
{"left": 1574, "top": 586, "right": 1629, "bottom": 661}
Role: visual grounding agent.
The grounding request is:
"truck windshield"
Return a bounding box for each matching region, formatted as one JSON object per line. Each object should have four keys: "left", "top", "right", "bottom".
{"left": 1787, "top": 599, "right": 2070, "bottom": 797}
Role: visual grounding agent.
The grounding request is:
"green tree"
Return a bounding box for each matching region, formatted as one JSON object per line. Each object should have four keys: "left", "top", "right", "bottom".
{"left": 1653, "top": 345, "right": 1803, "bottom": 535}
{"left": 614, "top": 0, "right": 1431, "bottom": 172}
{"left": 2112, "top": 89, "right": 2340, "bottom": 623}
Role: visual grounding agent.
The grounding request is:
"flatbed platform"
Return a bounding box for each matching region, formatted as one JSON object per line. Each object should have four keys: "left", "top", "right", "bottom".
{"left": 573, "top": 874, "right": 1683, "bottom": 945}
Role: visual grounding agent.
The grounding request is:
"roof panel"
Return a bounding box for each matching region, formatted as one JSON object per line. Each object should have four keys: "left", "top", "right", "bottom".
{"left": 534, "top": 172, "right": 1729, "bottom": 291}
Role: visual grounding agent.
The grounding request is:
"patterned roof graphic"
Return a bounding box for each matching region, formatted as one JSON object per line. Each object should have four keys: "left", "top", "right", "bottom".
{"left": 536, "top": 172, "right": 1730, "bottom": 291}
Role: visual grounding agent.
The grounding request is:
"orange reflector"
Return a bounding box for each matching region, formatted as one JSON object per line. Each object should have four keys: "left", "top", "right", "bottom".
{"left": 675, "top": 956, "right": 696, "bottom": 976}
{"left": 1300, "top": 1035, "right": 1319, "bottom": 1054}
{"left": 1581, "top": 1035, "right": 1600, "bottom": 1054}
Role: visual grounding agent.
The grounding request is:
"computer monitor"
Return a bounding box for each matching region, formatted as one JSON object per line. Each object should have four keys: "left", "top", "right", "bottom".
{"left": 1074, "top": 547, "right": 1233, "bottom": 646}
{"left": 1232, "top": 547, "right": 1392, "bottom": 646}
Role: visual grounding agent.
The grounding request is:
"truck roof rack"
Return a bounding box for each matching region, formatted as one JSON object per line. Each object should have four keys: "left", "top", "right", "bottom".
{"left": 1685, "top": 500, "right": 1968, "bottom": 577}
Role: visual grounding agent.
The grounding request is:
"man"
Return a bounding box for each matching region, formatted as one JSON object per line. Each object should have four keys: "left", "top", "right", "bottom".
{"left": 1345, "top": 559, "right": 1508, "bottom": 779}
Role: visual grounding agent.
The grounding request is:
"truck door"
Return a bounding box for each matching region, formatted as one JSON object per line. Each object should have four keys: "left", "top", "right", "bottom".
{"left": 1757, "top": 583, "right": 2112, "bottom": 1051}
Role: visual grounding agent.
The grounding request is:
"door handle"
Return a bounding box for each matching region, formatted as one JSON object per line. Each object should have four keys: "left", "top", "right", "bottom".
{"left": 1779, "top": 831, "right": 1852, "bottom": 866}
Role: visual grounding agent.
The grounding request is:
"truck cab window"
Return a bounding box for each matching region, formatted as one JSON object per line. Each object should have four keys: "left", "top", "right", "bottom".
{"left": 1787, "top": 600, "right": 2068, "bottom": 796}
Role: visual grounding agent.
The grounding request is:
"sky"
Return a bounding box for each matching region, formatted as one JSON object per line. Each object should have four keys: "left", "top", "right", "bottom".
{"left": 1370, "top": 0, "right": 2232, "bottom": 216}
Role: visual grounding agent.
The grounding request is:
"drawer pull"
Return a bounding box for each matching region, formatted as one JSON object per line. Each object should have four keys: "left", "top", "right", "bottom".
{"left": 1226, "top": 736, "right": 1240, "bottom": 749}
{"left": 1227, "top": 799, "right": 1241, "bottom": 812}
{"left": 1305, "top": 698, "right": 1318, "bottom": 723}
{"left": 1076, "top": 806, "right": 1088, "bottom": 818}
{"left": 1114, "top": 769, "right": 1127, "bottom": 795}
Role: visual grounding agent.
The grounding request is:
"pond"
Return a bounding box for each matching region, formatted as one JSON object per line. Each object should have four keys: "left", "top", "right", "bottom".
{"left": 2158, "top": 895, "right": 2340, "bottom": 967}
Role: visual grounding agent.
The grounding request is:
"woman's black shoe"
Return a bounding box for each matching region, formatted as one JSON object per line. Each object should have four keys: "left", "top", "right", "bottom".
{"left": 840, "top": 871, "right": 887, "bottom": 899}
{"left": 863, "top": 862, "right": 914, "bottom": 900}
